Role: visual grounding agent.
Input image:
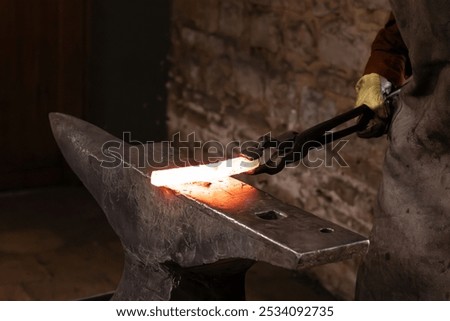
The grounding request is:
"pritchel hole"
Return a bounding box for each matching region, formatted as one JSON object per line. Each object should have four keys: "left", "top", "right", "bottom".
{"left": 320, "top": 227, "right": 334, "bottom": 233}
{"left": 255, "top": 210, "right": 286, "bottom": 220}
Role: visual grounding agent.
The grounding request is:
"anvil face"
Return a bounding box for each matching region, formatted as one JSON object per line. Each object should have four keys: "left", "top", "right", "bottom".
{"left": 49, "top": 113, "right": 369, "bottom": 300}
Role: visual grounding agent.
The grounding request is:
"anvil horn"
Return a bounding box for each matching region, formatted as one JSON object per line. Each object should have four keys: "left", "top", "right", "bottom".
{"left": 49, "top": 113, "right": 368, "bottom": 300}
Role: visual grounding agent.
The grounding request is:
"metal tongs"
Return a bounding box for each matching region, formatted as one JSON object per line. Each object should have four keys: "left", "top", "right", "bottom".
{"left": 241, "top": 88, "right": 401, "bottom": 175}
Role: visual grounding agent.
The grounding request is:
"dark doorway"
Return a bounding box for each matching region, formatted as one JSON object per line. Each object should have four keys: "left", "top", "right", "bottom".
{"left": 0, "top": 0, "right": 88, "bottom": 190}
{"left": 0, "top": 0, "right": 170, "bottom": 299}
{"left": 88, "top": 0, "right": 169, "bottom": 143}
{"left": 0, "top": 0, "right": 169, "bottom": 190}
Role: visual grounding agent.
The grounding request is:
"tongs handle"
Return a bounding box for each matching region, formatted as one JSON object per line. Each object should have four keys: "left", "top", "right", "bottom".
{"left": 311, "top": 104, "right": 374, "bottom": 144}
{"left": 245, "top": 105, "right": 374, "bottom": 175}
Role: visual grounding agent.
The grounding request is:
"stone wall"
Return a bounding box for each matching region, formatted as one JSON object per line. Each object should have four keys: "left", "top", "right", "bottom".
{"left": 167, "top": 0, "right": 391, "bottom": 299}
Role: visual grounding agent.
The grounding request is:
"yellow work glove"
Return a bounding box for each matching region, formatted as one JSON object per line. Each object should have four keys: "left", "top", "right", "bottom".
{"left": 355, "top": 73, "right": 393, "bottom": 138}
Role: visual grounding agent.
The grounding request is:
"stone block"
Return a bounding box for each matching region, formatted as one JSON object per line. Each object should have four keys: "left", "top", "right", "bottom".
{"left": 172, "top": 0, "right": 219, "bottom": 33}
{"left": 219, "top": 1, "right": 244, "bottom": 38}
{"left": 233, "top": 62, "right": 264, "bottom": 100}
{"left": 179, "top": 27, "right": 226, "bottom": 61}
{"left": 317, "top": 69, "right": 355, "bottom": 98}
{"left": 280, "top": 0, "right": 311, "bottom": 14}
{"left": 318, "top": 19, "right": 371, "bottom": 72}
{"left": 355, "top": 9, "right": 391, "bottom": 32}
{"left": 311, "top": 0, "right": 342, "bottom": 17}
{"left": 283, "top": 19, "right": 317, "bottom": 64}
{"left": 299, "top": 86, "right": 336, "bottom": 129}
{"left": 350, "top": 0, "right": 390, "bottom": 11}
{"left": 250, "top": 13, "right": 280, "bottom": 53}
{"left": 204, "top": 58, "right": 233, "bottom": 97}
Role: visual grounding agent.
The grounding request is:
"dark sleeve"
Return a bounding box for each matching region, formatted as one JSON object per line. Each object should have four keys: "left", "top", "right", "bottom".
{"left": 364, "top": 13, "right": 412, "bottom": 87}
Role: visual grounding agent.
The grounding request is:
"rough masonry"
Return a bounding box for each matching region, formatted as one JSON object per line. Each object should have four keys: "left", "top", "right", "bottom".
{"left": 167, "top": 0, "right": 391, "bottom": 299}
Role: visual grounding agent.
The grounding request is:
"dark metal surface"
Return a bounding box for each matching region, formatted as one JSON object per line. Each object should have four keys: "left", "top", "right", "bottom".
{"left": 49, "top": 113, "right": 369, "bottom": 300}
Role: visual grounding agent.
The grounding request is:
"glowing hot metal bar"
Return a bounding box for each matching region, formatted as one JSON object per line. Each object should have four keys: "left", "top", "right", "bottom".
{"left": 150, "top": 156, "right": 259, "bottom": 187}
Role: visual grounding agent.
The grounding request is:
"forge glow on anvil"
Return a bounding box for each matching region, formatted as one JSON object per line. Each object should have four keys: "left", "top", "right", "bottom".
{"left": 49, "top": 113, "right": 369, "bottom": 300}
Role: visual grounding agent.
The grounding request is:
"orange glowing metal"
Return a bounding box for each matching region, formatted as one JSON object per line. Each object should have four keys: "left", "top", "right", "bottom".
{"left": 150, "top": 156, "right": 259, "bottom": 187}
{"left": 170, "top": 176, "right": 258, "bottom": 210}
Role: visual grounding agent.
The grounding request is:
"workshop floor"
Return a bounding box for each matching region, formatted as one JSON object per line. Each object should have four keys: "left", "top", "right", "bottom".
{"left": 0, "top": 185, "right": 335, "bottom": 301}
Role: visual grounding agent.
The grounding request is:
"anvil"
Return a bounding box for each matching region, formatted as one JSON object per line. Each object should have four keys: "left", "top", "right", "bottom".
{"left": 49, "top": 113, "right": 369, "bottom": 300}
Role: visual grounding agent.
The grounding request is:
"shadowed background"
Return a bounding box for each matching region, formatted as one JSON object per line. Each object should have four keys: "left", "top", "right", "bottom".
{"left": 0, "top": 0, "right": 390, "bottom": 300}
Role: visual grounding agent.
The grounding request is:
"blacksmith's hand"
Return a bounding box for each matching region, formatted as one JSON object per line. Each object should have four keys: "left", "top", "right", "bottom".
{"left": 354, "top": 73, "right": 392, "bottom": 138}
